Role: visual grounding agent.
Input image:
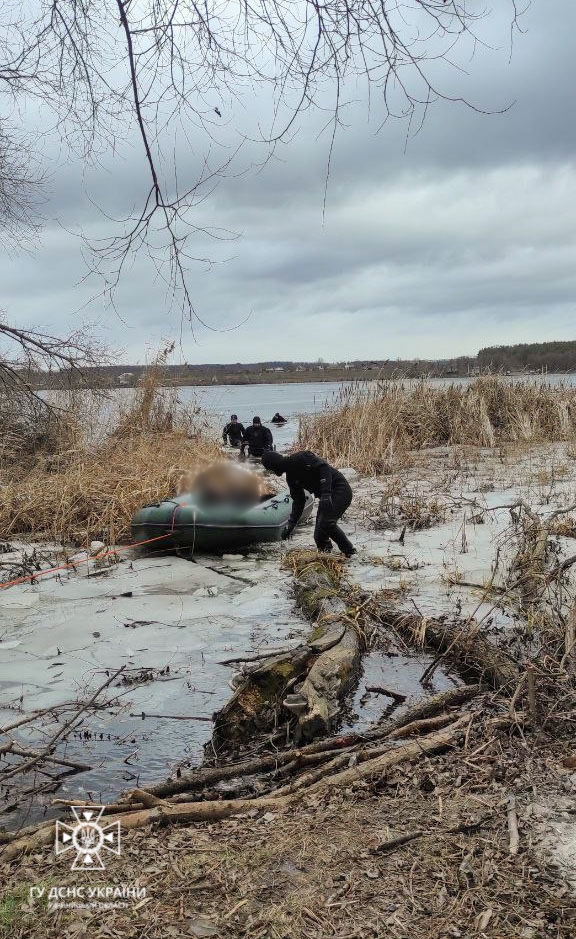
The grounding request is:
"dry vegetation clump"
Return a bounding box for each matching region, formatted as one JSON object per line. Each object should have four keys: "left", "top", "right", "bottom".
{"left": 0, "top": 370, "right": 220, "bottom": 545}
{"left": 552, "top": 517, "right": 576, "bottom": 539}
{"left": 299, "top": 377, "right": 576, "bottom": 474}
{"left": 372, "top": 490, "right": 447, "bottom": 531}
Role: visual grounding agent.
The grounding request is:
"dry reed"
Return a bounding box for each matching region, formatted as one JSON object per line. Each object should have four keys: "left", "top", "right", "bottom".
{"left": 299, "top": 376, "right": 576, "bottom": 474}
{"left": 0, "top": 367, "right": 220, "bottom": 545}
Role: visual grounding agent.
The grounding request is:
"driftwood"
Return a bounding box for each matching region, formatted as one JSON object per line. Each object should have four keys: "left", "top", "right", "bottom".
{"left": 297, "top": 594, "right": 361, "bottom": 742}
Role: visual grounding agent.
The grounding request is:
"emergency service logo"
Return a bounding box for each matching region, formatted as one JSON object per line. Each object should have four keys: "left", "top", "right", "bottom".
{"left": 55, "top": 806, "right": 121, "bottom": 870}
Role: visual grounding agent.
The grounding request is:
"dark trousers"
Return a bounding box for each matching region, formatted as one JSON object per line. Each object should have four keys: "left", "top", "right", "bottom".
{"left": 314, "top": 480, "right": 354, "bottom": 554}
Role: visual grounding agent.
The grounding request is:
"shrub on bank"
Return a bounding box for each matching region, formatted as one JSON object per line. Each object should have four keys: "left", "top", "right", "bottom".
{"left": 0, "top": 371, "right": 219, "bottom": 544}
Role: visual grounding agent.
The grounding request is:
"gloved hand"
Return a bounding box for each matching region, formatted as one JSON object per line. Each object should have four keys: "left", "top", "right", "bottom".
{"left": 319, "top": 494, "right": 333, "bottom": 513}
{"left": 282, "top": 521, "right": 296, "bottom": 540}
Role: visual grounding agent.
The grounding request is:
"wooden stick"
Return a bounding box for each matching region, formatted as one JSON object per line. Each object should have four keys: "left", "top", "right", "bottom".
{"left": 374, "top": 830, "right": 425, "bottom": 853}
{"left": 309, "top": 720, "right": 466, "bottom": 791}
{"left": 388, "top": 712, "right": 454, "bottom": 739}
{"left": 0, "top": 742, "right": 91, "bottom": 773}
{"left": 507, "top": 793, "right": 520, "bottom": 855}
{"left": 129, "top": 712, "right": 212, "bottom": 722}
{"left": 561, "top": 605, "right": 576, "bottom": 673}
{"left": 217, "top": 647, "right": 301, "bottom": 666}
{"left": 373, "top": 813, "right": 496, "bottom": 856}
{"left": 364, "top": 685, "right": 406, "bottom": 703}
{"left": 525, "top": 667, "right": 538, "bottom": 726}
{"left": 126, "top": 788, "right": 169, "bottom": 808}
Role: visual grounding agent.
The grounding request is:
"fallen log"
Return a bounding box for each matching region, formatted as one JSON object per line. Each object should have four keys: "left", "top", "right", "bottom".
{"left": 142, "top": 734, "right": 361, "bottom": 799}
{"left": 293, "top": 565, "right": 363, "bottom": 741}
{"left": 211, "top": 557, "right": 363, "bottom": 751}
{"left": 274, "top": 715, "right": 467, "bottom": 796}
{"left": 297, "top": 597, "right": 360, "bottom": 742}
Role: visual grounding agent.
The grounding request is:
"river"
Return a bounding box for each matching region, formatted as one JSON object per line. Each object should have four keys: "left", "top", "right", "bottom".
{"left": 176, "top": 374, "right": 576, "bottom": 449}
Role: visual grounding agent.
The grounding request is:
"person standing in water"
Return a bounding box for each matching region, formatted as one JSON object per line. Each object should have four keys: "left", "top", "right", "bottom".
{"left": 262, "top": 450, "right": 356, "bottom": 558}
{"left": 240, "top": 416, "right": 273, "bottom": 458}
{"left": 222, "top": 415, "right": 245, "bottom": 448}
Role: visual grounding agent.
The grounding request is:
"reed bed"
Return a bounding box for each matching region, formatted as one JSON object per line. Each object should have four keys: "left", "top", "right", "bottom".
{"left": 0, "top": 370, "right": 220, "bottom": 544}
{"left": 299, "top": 377, "right": 576, "bottom": 474}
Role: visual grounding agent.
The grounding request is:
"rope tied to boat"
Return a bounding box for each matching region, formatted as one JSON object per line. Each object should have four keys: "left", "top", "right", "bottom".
{"left": 0, "top": 533, "right": 174, "bottom": 591}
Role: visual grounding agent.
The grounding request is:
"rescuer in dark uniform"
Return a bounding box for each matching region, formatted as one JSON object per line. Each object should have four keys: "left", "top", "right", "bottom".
{"left": 262, "top": 450, "right": 356, "bottom": 557}
{"left": 271, "top": 412, "right": 287, "bottom": 424}
{"left": 222, "top": 414, "right": 245, "bottom": 448}
{"left": 240, "top": 416, "right": 273, "bottom": 458}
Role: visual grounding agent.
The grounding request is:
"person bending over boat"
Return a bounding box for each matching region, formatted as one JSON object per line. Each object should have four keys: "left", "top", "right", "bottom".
{"left": 271, "top": 412, "right": 287, "bottom": 425}
{"left": 262, "top": 450, "right": 356, "bottom": 558}
{"left": 240, "top": 416, "right": 273, "bottom": 458}
{"left": 222, "top": 414, "right": 245, "bottom": 448}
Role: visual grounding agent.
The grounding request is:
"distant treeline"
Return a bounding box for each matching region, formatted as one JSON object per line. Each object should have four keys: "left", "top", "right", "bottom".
{"left": 21, "top": 340, "right": 576, "bottom": 389}
{"left": 478, "top": 342, "right": 576, "bottom": 373}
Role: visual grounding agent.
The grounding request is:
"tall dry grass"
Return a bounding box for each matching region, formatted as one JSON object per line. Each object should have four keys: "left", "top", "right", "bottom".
{"left": 299, "top": 377, "right": 576, "bottom": 474}
{"left": 0, "top": 367, "right": 219, "bottom": 544}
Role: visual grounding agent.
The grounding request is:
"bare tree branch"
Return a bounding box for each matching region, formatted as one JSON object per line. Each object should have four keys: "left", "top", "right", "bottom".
{"left": 0, "top": 0, "right": 522, "bottom": 327}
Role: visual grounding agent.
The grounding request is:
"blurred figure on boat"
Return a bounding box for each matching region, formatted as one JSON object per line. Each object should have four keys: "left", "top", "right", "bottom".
{"left": 262, "top": 450, "right": 356, "bottom": 558}
{"left": 271, "top": 412, "right": 287, "bottom": 425}
{"left": 189, "top": 461, "right": 273, "bottom": 505}
{"left": 240, "top": 416, "right": 273, "bottom": 458}
{"left": 222, "top": 414, "right": 245, "bottom": 448}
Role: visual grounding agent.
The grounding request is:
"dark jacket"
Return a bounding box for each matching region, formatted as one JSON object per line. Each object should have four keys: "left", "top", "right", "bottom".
{"left": 283, "top": 451, "right": 348, "bottom": 523}
{"left": 223, "top": 420, "right": 244, "bottom": 444}
{"left": 241, "top": 424, "right": 273, "bottom": 455}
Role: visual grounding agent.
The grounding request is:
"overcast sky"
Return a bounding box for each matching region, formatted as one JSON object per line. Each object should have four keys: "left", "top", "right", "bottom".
{"left": 2, "top": 1, "right": 576, "bottom": 364}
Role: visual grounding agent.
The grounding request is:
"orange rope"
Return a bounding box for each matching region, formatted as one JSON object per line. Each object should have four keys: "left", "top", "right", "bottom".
{"left": 0, "top": 533, "right": 172, "bottom": 591}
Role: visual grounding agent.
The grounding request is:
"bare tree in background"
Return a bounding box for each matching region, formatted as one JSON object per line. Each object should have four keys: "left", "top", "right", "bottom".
{"left": 0, "top": 0, "right": 520, "bottom": 340}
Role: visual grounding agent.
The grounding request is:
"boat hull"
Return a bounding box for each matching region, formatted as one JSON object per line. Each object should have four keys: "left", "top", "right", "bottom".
{"left": 131, "top": 491, "right": 313, "bottom": 552}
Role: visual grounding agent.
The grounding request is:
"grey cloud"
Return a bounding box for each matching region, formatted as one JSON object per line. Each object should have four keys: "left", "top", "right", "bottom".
{"left": 3, "top": 0, "right": 576, "bottom": 363}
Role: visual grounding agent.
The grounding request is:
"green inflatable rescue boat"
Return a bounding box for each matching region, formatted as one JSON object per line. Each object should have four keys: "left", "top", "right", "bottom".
{"left": 131, "top": 490, "right": 314, "bottom": 552}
